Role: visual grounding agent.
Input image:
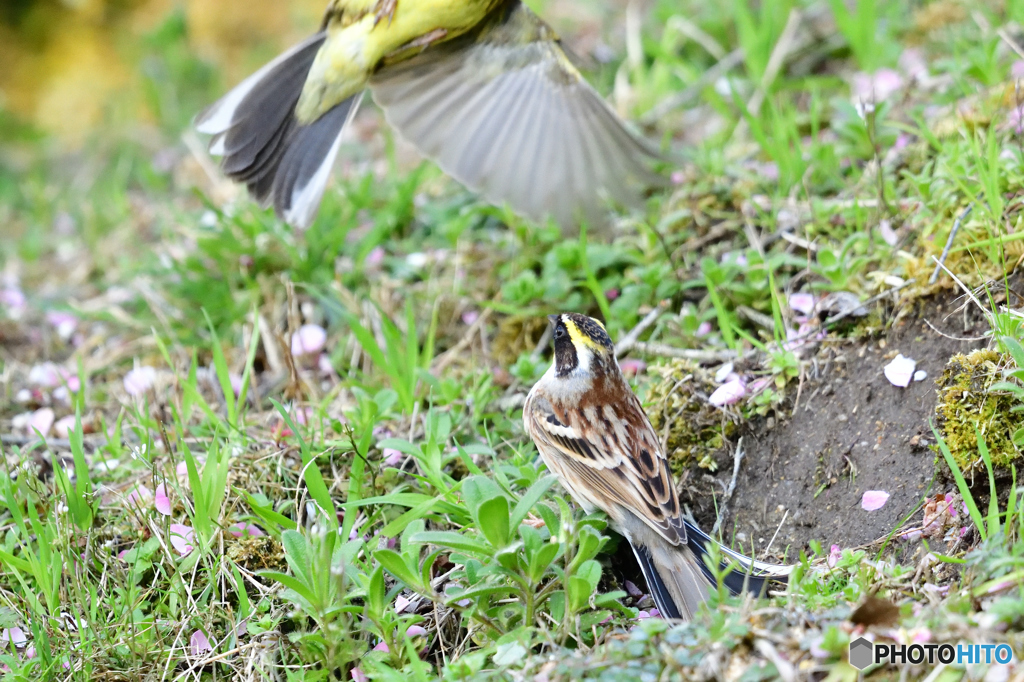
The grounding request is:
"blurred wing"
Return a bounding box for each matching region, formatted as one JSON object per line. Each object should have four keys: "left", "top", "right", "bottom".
{"left": 368, "top": 7, "right": 664, "bottom": 230}
{"left": 525, "top": 390, "right": 684, "bottom": 546}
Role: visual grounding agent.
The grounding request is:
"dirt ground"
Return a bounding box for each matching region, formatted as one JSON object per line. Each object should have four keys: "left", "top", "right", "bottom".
{"left": 687, "top": 292, "right": 995, "bottom": 563}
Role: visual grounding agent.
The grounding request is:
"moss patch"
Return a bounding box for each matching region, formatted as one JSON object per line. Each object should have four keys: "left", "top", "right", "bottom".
{"left": 935, "top": 349, "right": 1023, "bottom": 474}
{"left": 491, "top": 315, "right": 548, "bottom": 366}
{"left": 643, "top": 359, "right": 737, "bottom": 472}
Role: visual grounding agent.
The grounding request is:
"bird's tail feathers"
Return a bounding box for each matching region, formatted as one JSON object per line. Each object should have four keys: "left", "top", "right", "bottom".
{"left": 195, "top": 33, "right": 362, "bottom": 228}
{"left": 630, "top": 541, "right": 713, "bottom": 621}
{"left": 683, "top": 520, "right": 795, "bottom": 596}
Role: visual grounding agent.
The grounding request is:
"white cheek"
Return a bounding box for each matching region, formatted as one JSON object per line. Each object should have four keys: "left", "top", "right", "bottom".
{"left": 574, "top": 347, "right": 594, "bottom": 373}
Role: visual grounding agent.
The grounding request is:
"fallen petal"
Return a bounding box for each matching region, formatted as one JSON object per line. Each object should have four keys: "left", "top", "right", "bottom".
{"left": 913, "top": 370, "right": 927, "bottom": 382}
{"left": 123, "top": 366, "right": 157, "bottom": 397}
{"left": 619, "top": 359, "right": 647, "bottom": 376}
{"left": 228, "top": 522, "right": 264, "bottom": 538}
{"left": 154, "top": 484, "right": 172, "bottom": 516}
{"left": 405, "top": 625, "right": 427, "bottom": 638}
{"left": 291, "top": 324, "right": 327, "bottom": 357}
{"left": 190, "top": 629, "right": 212, "bottom": 657}
{"left": 709, "top": 377, "right": 746, "bottom": 407}
{"left": 862, "top": 490, "right": 890, "bottom": 512}
{"left": 883, "top": 354, "right": 916, "bottom": 388}
{"left": 28, "top": 408, "right": 55, "bottom": 436}
{"left": 53, "top": 415, "right": 78, "bottom": 439}
{"left": 169, "top": 524, "right": 195, "bottom": 556}
{"left": 788, "top": 293, "right": 816, "bottom": 316}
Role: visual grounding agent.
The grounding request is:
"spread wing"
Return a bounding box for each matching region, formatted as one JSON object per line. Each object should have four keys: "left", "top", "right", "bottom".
{"left": 524, "top": 388, "right": 685, "bottom": 547}
{"left": 368, "top": 2, "right": 664, "bottom": 231}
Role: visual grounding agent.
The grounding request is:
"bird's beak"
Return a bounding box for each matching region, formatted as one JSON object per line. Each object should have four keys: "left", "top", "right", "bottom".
{"left": 547, "top": 314, "right": 559, "bottom": 326}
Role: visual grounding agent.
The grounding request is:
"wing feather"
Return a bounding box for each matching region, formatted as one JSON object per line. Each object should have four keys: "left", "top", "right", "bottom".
{"left": 368, "top": 4, "right": 664, "bottom": 231}
{"left": 524, "top": 387, "right": 684, "bottom": 546}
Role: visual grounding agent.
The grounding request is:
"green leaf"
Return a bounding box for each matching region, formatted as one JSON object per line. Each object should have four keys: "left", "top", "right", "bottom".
{"left": 271, "top": 399, "right": 337, "bottom": 529}
{"left": 243, "top": 491, "right": 297, "bottom": 531}
{"left": 509, "top": 475, "right": 556, "bottom": 530}
{"left": 575, "top": 559, "right": 602, "bottom": 591}
{"left": 477, "top": 496, "right": 510, "bottom": 548}
{"left": 366, "top": 565, "right": 386, "bottom": 619}
{"left": 374, "top": 549, "right": 421, "bottom": 590}
{"left": 280, "top": 530, "right": 313, "bottom": 586}
{"left": 933, "top": 423, "right": 986, "bottom": 540}
{"left": 462, "top": 476, "right": 504, "bottom": 518}
{"left": 259, "top": 571, "right": 316, "bottom": 607}
{"left": 408, "top": 530, "right": 492, "bottom": 558}
{"left": 528, "top": 543, "right": 560, "bottom": 583}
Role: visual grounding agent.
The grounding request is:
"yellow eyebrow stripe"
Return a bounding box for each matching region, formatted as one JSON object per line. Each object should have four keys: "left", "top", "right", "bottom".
{"left": 564, "top": 318, "right": 602, "bottom": 351}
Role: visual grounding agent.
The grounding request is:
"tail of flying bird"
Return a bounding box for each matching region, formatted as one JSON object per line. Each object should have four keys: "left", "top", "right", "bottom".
{"left": 195, "top": 33, "right": 363, "bottom": 229}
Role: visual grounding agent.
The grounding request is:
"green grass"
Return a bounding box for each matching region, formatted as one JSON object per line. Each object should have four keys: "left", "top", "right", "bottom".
{"left": 1, "top": 0, "right": 1024, "bottom": 679}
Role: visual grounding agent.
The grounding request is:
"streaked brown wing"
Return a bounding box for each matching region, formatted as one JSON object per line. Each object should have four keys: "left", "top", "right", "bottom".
{"left": 525, "top": 389, "right": 685, "bottom": 546}
{"left": 368, "top": 4, "right": 664, "bottom": 231}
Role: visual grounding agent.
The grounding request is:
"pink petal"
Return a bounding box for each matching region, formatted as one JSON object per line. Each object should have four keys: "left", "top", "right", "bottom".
{"left": 373, "top": 641, "right": 389, "bottom": 652}
{"left": 405, "top": 625, "right": 427, "bottom": 637}
{"left": 1, "top": 288, "right": 26, "bottom": 317}
{"left": 228, "top": 522, "right": 264, "bottom": 538}
{"left": 695, "top": 321, "right": 712, "bottom": 337}
{"left": 154, "top": 484, "right": 172, "bottom": 516}
{"left": 1013, "top": 60, "right": 1024, "bottom": 80}
{"left": 648, "top": 608, "right": 661, "bottom": 618}
{"left": 28, "top": 408, "right": 55, "bottom": 436}
{"left": 461, "top": 310, "right": 479, "bottom": 325}
{"left": 879, "top": 219, "right": 898, "bottom": 246}
{"left": 827, "top": 544, "right": 842, "bottom": 568}
{"left": 190, "top": 629, "right": 212, "bottom": 656}
{"left": 53, "top": 415, "right": 77, "bottom": 439}
{"left": 365, "top": 246, "right": 385, "bottom": 268}
{"left": 46, "top": 311, "right": 78, "bottom": 340}
{"left": 619, "top": 359, "right": 647, "bottom": 376}
{"left": 382, "top": 448, "right": 404, "bottom": 466}
{"left": 709, "top": 377, "right": 746, "bottom": 407}
{"left": 883, "top": 354, "right": 916, "bottom": 388}
{"left": 169, "top": 524, "right": 195, "bottom": 555}
{"left": 229, "top": 373, "right": 244, "bottom": 397}
{"left": 352, "top": 668, "right": 369, "bottom": 682}
{"left": 605, "top": 288, "right": 620, "bottom": 301}
{"left": 395, "top": 595, "right": 412, "bottom": 613}
{"left": 671, "top": 170, "right": 685, "bottom": 185}
{"left": 899, "top": 49, "right": 928, "bottom": 80}
{"left": 636, "top": 610, "right": 650, "bottom": 620}
{"left": 861, "top": 490, "right": 890, "bottom": 511}
{"left": 851, "top": 68, "right": 903, "bottom": 102}
{"left": 788, "top": 293, "right": 816, "bottom": 316}
{"left": 624, "top": 581, "right": 643, "bottom": 599}
{"left": 123, "top": 366, "right": 156, "bottom": 396}
{"left": 291, "top": 324, "right": 327, "bottom": 357}
{"left": 126, "top": 486, "right": 151, "bottom": 507}
{"left": 28, "top": 363, "right": 61, "bottom": 388}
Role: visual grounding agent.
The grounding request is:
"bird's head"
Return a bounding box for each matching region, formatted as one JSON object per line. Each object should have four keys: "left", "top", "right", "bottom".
{"left": 548, "top": 312, "right": 615, "bottom": 377}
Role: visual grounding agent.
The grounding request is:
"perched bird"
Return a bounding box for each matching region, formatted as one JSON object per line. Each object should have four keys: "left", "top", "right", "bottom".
{"left": 523, "top": 312, "right": 792, "bottom": 620}
{"left": 195, "top": 0, "right": 664, "bottom": 230}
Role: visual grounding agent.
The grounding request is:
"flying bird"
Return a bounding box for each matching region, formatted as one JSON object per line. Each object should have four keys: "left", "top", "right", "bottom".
{"left": 195, "top": 0, "right": 665, "bottom": 230}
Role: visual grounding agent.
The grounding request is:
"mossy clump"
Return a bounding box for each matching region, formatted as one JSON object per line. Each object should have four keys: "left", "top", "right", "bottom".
{"left": 492, "top": 315, "right": 548, "bottom": 366}
{"left": 643, "top": 359, "right": 736, "bottom": 472}
{"left": 935, "top": 349, "right": 1023, "bottom": 474}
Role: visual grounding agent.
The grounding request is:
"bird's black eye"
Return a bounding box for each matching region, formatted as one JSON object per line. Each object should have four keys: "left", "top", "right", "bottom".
{"left": 554, "top": 326, "right": 565, "bottom": 339}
